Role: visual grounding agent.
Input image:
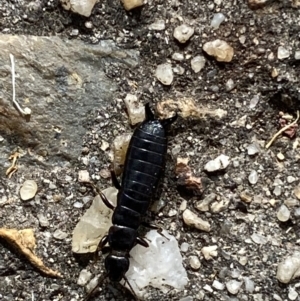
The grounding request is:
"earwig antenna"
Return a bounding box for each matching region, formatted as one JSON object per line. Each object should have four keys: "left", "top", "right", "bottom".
{"left": 83, "top": 273, "right": 108, "bottom": 301}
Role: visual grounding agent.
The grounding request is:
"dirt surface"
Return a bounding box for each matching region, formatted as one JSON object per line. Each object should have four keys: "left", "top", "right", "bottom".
{"left": 1, "top": 0, "right": 300, "bottom": 301}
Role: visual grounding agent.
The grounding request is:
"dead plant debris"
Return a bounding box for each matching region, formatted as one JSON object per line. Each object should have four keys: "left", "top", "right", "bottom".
{"left": 0, "top": 228, "right": 62, "bottom": 278}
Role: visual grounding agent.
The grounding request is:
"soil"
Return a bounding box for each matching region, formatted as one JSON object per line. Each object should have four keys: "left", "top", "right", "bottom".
{"left": 1, "top": 1, "right": 300, "bottom": 301}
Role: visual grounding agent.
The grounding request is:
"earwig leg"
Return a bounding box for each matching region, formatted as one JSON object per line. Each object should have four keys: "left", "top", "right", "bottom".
{"left": 123, "top": 276, "right": 138, "bottom": 300}
{"left": 141, "top": 221, "right": 170, "bottom": 241}
{"left": 161, "top": 113, "right": 178, "bottom": 127}
{"left": 99, "top": 191, "right": 115, "bottom": 210}
{"left": 136, "top": 236, "right": 149, "bottom": 248}
{"left": 111, "top": 170, "right": 121, "bottom": 190}
{"left": 99, "top": 235, "right": 109, "bottom": 248}
{"left": 145, "top": 103, "right": 155, "bottom": 121}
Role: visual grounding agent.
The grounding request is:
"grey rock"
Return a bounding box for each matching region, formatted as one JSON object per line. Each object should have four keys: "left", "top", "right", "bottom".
{"left": 0, "top": 35, "right": 138, "bottom": 166}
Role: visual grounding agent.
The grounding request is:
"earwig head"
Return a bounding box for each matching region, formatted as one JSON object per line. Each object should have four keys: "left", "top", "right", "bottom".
{"left": 105, "top": 254, "right": 129, "bottom": 282}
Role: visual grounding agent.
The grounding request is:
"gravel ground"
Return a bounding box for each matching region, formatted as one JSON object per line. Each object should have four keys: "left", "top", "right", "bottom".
{"left": 1, "top": 1, "right": 300, "bottom": 301}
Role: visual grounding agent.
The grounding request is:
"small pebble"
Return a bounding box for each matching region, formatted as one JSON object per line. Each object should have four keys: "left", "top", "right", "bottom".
{"left": 172, "top": 52, "right": 184, "bottom": 61}
{"left": 173, "top": 24, "right": 194, "bottom": 43}
{"left": 225, "top": 78, "right": 235, "bottom": 91}
{"left": 148, "top": 19, "right": 165, "bottom": 31}
{"left": 244, "top": 277, "right": 255, "bottom": 293}
{"left": 277, "top": 46, "right": 290, "bottom": 60}
{"left": 155, "top": 63, "right": 173, "bottom": 85}
{"left": 204, "top": 154, "right": 230, "bottom": 172}
{"left": 121, "top": 0, "right": 144, "bottom": 10}
{"left": 203, "top": 284, "right": 213, "bottom": 293}
{"left": 78, "top": 170, "right": 90, "bottom": 183}
{"left": 201, "top": 245, "right": 218, "bottom": 260}
{"left": 248, "top": 170, "right": 258, "bottom": 185}
{"left": 247, "top": 143, "right": 259, "bottom": 155}
{"left": 37, "top": 214, "right": 49, "bottom": 227}
{"left": 195, "top": 193, "right": 216, "bottom": 212}
{"left": 190, "top": 55, "right": 206, "bottom": 73}
{"left": 249, "top": 95, "right": 259, "bottom": 108}
{"left": 240, "top": 191, "right": 252, "bottom": 203}
{"left": 203, "top": 39, "right": 234, "bottom": 62}
{"left": 295, "top": 50, "right": 300, "bottom": 60}
{"left": 20, "top": 180, "right": 38, "bottom": 201}
{"left": 226, "top": 280, "right": 242, "bottom": 294}
{"left": 212, "top": 280, "right": 225, "bottom": 290}
{"left": 287, "top": 176, "right": 296, "bottom": 183}
{"left": 273, "top": 186, "right": 282, "bottom": 197}
{"left": 277, "top": 204, "right": 290, "bottom": 222}
{"left": 53, "top": 229, "right": 68, "bottom": 240}
{"left": 73, "top": 201, "right": 83, "bottom": 208}
{"left": 180, "top": 242, "right": 189, "bottom": 252}
{"left": 277, "top": 152, "right": 285, "bottom": 160}
{"left": 294, "top": 185, "right": 300, "bottom": 200}
{"left": 124, "top": 94, "right": 145, "bottom": 125}
{"left": 251, "top": 233, "right": 267, "bottom": 245}
{"left": 77, "top": 269, "right": 92, "bottom": 286}
{"left": 277, "top": 253, "right": 300, "bottom": 283}
{"left": 168, "top": 208, "right": 177, "bottom": 217}
{"left": 210, "top": 13, "right": 225, "bottom": 29}
{"left": 210, "top": 199, "right": 230, "bottom": 213}
{"left": 288, "top": 287, "right": 298, "bottom": 300}
{"left": 182, "top": 209, "right": 211, "bottom": 232}
{"left": 189, "top": 255, "right": 201, "bottom": 270}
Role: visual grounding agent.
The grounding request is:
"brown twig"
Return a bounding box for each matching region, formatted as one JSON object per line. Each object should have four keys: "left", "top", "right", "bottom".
{"left": 266, "top": 111, "right": 299, "bottom": 149}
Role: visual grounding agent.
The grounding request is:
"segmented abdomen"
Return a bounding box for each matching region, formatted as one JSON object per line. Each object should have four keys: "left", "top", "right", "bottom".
{"left": 112, "top": 121, "right": 167, "bottom": 229}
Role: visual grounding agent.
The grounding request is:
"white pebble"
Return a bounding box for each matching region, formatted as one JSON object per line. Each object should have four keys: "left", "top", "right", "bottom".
{"left": 277, "top": 204, "right": 290, "bottom": 222}
{"left": 248, "top": 170, "right": 258, "bottom": 185}
{"left": 277, "top": 253, "right": 300, "bottom": 283}
{"left": 191, "top": 55, "right": 206, "bottom": 73}
{"left": 251, "top": 233, "right": 267, "bottom": 245}
{"left": 226, "top": 280, "right": 242, "bottom": 294}
{"left": 212, "top": 280, "right": 225, "bottom": 290}
{"left": 189, "top": 255, "right": 201, "bottom": 270}
{"left": 277, "top": 46, "right": 290, "bottom": 60}
{"left": 20, "top": 180, "right": 38, "bottom": 201}
{"left": 288, "top": 287, "right": 298, "bottom": 300}
{"left": 148, "top": 19, "right": 165, "bottom": 31}
{"left": 210, "top": 13, "right": 225, "bottom": 29}
{"left": 204, "top": 154, "right": 230, "bottom": 172}
{"left": 201, "top": 245, "right": 218, "bottom": 260}
{"left": 77, "top": 269, "right": 92, "bottom": 286}
{"left": 295, "top": 50, "right": 300, "bottom": 60}
{"left": 287, "top": 176, "right": 296, "bottom": 183}
{"left": 173, "top": 24, "right": 194, "bottom": 43}
{"left": 247, "top": 144, "right": 259, "bottom": 155}
{"left": 225, "top": 78, "right": 235, "bottom": 91}
{"left": 53, "top": 229, "right": 68, "bottom": 240}
{"left": 155, "top": 63, "right": 174, "bottom": 85}
{"left": 203, "top": 39, "right": 234, "bottom": 62}
{"left": 78, "top": 170, "right": 90, "bottom": 183}
{"left": 180, "top": 242, "right": 189, "bottom": 252}
{"left": 203, "top": 284, "right": 213, "bottom": 293}
{"left": 183, "top": 209, "right": 211, "bottom": 232}
{"left": 249, "top": 95, "right": 259, "bottom": 108}
{"left": 124, "top": 94, "right": 145, "bottom": 125}
{"left": 244, "top": 277, "right": 255, "bottom": 293}
{"left": 172, "top": 52, "right": 184, "bottom": 61}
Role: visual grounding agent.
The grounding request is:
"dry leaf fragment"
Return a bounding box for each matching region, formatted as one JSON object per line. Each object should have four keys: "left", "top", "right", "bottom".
{"left": 6, "top": 151, "right": 20, "bottom": 178}
{"left": 175, "top": 157, "right": 203, "bottom": 195}
{"left": 0, "top": 228, "right": 62, "bottom": 278}
{"left": 156, "top": 98, "right": 227, "bottom": 120}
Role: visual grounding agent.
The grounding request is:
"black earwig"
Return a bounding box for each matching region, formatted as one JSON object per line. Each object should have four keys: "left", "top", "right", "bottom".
{"left": 84, "top": 103, "right": 176, "bottom": 300}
